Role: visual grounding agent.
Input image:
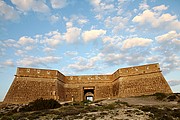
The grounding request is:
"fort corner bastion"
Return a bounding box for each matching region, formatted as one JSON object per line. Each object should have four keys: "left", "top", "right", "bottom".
{"left": 4, "top": 63, "right": 172, "bottom": 104}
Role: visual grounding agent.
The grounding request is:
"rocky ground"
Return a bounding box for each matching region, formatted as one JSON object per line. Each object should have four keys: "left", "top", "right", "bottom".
{"left": 0, "top": 93, "right": 180, "bottom": 120}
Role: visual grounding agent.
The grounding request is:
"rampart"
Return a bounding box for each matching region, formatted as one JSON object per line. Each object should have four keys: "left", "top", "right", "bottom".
{"left": 3, "top": 63, "right": 172, "bottom": 104}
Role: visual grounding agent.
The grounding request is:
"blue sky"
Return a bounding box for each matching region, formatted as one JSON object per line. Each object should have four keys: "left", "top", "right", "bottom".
{"left": 0, "top": 0, "right": 180, "bottom": 101}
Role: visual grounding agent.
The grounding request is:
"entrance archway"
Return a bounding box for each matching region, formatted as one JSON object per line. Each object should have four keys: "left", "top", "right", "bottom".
{"left": 83, "top": 87, "right": 94, "bottom": 101}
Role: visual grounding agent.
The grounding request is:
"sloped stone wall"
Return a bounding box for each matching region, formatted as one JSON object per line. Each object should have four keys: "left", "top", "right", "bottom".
{"left": 118, "top": 72, "right": 172, "bottom": 97}
{"left": 3, "top": 63, "right": 172, "bottom": 104}
{"left": 4, "top": 77, "right": 58, "bottom": 104}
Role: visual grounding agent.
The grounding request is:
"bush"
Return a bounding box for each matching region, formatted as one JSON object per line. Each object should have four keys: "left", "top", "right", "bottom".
{"left": 153, "top": 93, "right": 167, "bottom": 100}
{"left": 103, "top": 103, "right": 116, "bottom": 110}
{"left": 19, "top": 98, "right": 61, "bottom": 112}
{"left": 167, "top": 95, "right": 177, "bottom": 101}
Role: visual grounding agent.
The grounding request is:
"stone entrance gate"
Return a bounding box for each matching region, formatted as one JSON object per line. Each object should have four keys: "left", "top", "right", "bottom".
{"left": 83, "top": 86, "right": 94, "bottom": 101}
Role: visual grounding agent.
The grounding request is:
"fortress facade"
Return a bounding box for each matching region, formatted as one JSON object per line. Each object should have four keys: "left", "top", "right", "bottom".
{"left": 4, "top": 63, "right": 172, "bottom": 104}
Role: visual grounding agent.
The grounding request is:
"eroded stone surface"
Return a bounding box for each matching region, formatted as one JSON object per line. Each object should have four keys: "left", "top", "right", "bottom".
{"left": 3, "top": 63, "right": 172, "bottom": 104}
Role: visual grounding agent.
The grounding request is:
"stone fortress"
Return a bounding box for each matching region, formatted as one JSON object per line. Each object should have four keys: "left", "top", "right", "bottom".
{"left": 4, "top": 63, "right": 172, "bottom": 104}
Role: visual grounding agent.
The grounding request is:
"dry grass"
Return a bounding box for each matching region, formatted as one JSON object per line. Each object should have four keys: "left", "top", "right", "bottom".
{"left": 1, "top": 93, "right": 180, "bottom": 120}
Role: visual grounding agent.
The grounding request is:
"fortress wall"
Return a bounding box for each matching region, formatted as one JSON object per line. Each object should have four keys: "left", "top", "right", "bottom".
{"left": 64, "top": 87, "right": 81, "bottom": 101}
{"left": 95, "top": 84, "right": 112, "bottom": 100}
{"left": 65, "top": 75, "right": 112, "bottom": 84}
{"left": 118, "top": 72, "right": 172, "bottom": 97}
{"left": 112, "top": 80, "right": 120, "bottom": 98}
{"left": 64, "top": 83, "right": 112, "bottom": 101}
{"left": 17, "top": 68, "right": 65, "bottom": 82}
{"left": 4, "top": 63, "right": 172, "bottom": 103}
{"left": 57, "top": 80, "right": 65, "bottom": 101}
{"left": 4, "top": 76, "right": 59, "bottom": 104}
{"left": 113, "top": 63, "right": 160, "bottom": 80}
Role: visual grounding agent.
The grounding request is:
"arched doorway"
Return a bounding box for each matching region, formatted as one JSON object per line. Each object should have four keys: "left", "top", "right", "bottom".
{"left": 83, "top": 86, "right": 94, "bottom": 101}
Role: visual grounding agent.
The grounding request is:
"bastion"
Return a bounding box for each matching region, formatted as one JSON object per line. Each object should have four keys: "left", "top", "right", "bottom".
{"left": 4, "top": 63, "right": 172, "bottom": 104}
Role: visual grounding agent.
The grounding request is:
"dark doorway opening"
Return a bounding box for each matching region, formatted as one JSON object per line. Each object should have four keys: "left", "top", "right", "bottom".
{"left": 83, "top": 87, "right": 94, "bottom": 101}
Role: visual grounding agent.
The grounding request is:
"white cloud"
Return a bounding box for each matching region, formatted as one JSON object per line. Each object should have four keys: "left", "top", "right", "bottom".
{"left": 67, "top": 54, "right": 102, "bottom": 72}
{"left": 132, "top": 9, "right": 180, "bottom": 30}
{"left": 155, "top": 31, "right": 180, "bottom": 43}
{"left": 17, "top": 56, "right": 61, "bottom": 67}
{"left": 139, "top": 0, "right": 149, "bottom": 10}
{"left": 50, "top": 14, "right": 60, "bottom": 23}
{"left": 64, "top": 15, "right": 89, "bottom": 27}
{"left": 133, "top": 10, "right": 157, "bottom": 25}
{"left": 90, "top": 0, "right": 101, "bottom": 7}
{"left": 43, "top": 47, "right": 55, "bottom": 52}
{"left": 64, "top": 27, "right": 81, "bottom": 43}
{"left": 3, "top": 59, "right": 15, "bottom": 67}
{"left": 104, "top": 53, "right": 124, "bottom": 65}
{"left": 2, "top": 39, "right": 19, "bottom": 48}
{"left": 25, "top": 46, "right": 34, "bottom": 50}
{"left": 161, "top": 54, "right": 180, "bottom": 74}
{"left": 82, "top": 29, "right": 106, "bottom": 42}
{"left": 78, "top": 19, "right": 88, "bottom": 25}
{"left": 11, "top": 0, "right": 50, "bottom": 13}
{"left": 105, "top": 16, "right": 128, "bottom": 33}
{"left": 153, "top": 5, "right": 168, "bottom": 11}
{"left": 68, "top": 56, "right": 94, "bottom": 72}
{"left": 18, "top": 36, "right": 36, "bottom": 45}
{"left": 15, "top": 49, "right": 25, "bottom": 56}
{"left": 64, "top": 51, "right": 78, "bottom": 56}
{"left": 95, "top": 14, "right": 103, "bottom": 20}
{"left": 89, "top": 0, "right": 115, "bottom": 14}
{"left": 50, "top": 0, "right": 68, "bottom": 9}
{"left": 66, "top": 22, "right": 73, "bottom": 28}
{"left": 102, "top": 36, "right": 122, "bottom": 53}
{"left": 122, "top": 37, "right": 152, "bottom": 49}
{"left": 11, "top": 0, "right": 33, "bottom": 11}
{"left": 43, "top": 31, "right": 63, "bottom": 46}
{"left": 168, "top": 80, "right": 180, "bottom": 86}
{"left": 0, "top": 0, "right": 19, "bottom": 20}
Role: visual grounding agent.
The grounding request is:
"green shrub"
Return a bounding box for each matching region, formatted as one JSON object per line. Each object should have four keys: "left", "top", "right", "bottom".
{"left": 167, "top": 95, "right": 176, "bottom": 101}
{"left": 19, "top": 98, "right": 61, "bottom": 112}
{"left": 115, "top": 100, "right": 129, "bottom": 106}
{"left": 0, "top": 116, "right": 12, "bottom": 120}
{"left": 153, "top": 93, "right": 167, "bottom": 100}
{"left": 103, "top": 103, "right": 116, "bottom": 110}
{"left": 82, "top": 100, "right": 91, "bottom": 104}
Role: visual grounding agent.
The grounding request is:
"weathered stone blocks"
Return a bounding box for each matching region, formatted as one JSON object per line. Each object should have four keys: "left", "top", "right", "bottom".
{"left": 3, "top": 63, "right": 172, "bottom": 104}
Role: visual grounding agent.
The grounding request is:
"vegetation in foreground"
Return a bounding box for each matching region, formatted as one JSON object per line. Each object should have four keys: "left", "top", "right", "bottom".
{"left": 0, "top": 93, "right": 180, "bottom": 120}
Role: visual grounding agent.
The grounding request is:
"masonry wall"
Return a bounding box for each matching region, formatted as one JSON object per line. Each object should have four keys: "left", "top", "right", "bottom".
{"left": 64, "top": 75, "right": 112, "bottom": 101}
{"left": 112, "top": 63, "right": 172, "bottom": 97}
{"left": 117, "top": 72, "right": 172, "bottom": 97}
{"left": 4, "top": 77, "right": 58, "bottom": 104}
{"left": 4, "top": 68, "right": 65, "bottom": 104}
{"left": 3, "top": 63, "right": 172, "bottom": 104}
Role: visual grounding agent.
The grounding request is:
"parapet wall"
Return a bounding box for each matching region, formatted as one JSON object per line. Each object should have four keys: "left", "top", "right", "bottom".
{"left": 16, "top": 68, "right": 65, "bottom": 82}
{"left": 65, "top": 75, "right": 112, "bottom": 84}
{"left": 113, "top": 63, "right": 160, "bottom": 80}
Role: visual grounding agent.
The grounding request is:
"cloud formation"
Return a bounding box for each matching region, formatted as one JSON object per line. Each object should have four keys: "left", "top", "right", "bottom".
{"left": 0, "top": 0, "right": 19, "bottom": 20}
{"left": 50, "top": 0, "right": 68, "bottom": 9}
{"left": 82, "top": 29, "right": 106, "bottom": 42}
{"left": 64, "top": 27, "right": 81, "bottom": 43}
{"left": 132, "top": 8, "right": 180, "bottom": 31}
{"left": 11, "top": 0, "right": 50, "bottom": 13}
{"left": 17, "top": 56, "right": 61, "bottom": 67}
{"left": 155, "top": 31, "right": 180, "bottom": 43}
{"left": 122, "top": 37, "right": 152, "bottom": 49}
